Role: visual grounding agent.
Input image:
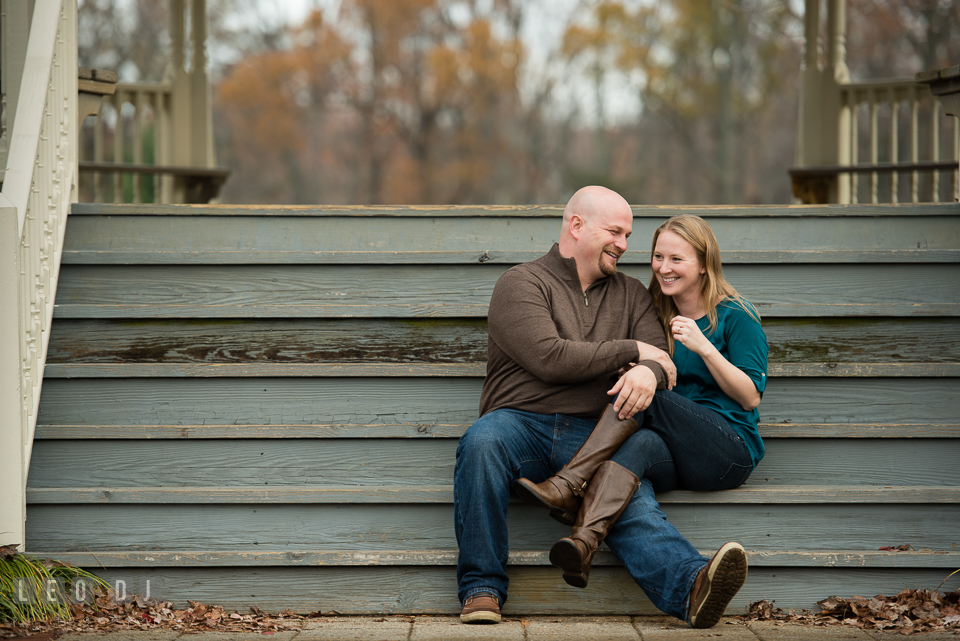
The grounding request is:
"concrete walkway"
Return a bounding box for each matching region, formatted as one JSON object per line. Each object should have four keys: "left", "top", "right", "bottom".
{"left": 53, "top": 616, "right": 959, "bottom": 640}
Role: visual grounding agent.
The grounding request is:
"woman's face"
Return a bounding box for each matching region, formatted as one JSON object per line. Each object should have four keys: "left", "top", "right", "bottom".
{"left": 652, "top": 230, "right": 705, "bottom": 303}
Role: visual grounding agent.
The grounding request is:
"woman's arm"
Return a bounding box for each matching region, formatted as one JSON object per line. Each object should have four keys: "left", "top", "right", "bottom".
{"left": 670, "top": 315, "right": 762, "bottom": 411}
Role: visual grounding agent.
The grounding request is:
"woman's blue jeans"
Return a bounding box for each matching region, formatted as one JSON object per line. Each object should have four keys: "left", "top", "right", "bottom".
{"left": 453, "top": 389, "right": 754, "bottom": 620}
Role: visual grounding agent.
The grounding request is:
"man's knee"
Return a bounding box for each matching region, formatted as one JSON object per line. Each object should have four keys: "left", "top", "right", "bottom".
{"left": 456, "top": 410, "right": 522, "bottom": 467}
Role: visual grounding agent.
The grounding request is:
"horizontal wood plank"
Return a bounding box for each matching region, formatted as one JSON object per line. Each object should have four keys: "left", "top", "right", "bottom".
{"left": 38, "top": 549, "right": 960, "bottom": 568}
{"left": 45, "top": 318, "right": 960, "bottom": 366}
{"left": 71, "top": 566, "right": 960, "bottom": 613}
{"left": 60, "top": 249, "right": 960, "bottom": 265}
{"left": 62, "top": 205, "right": 960, "bottom": 265}
{"left": 26, "top": 438, "right": 957, "bottom": 488}
{"left": 35, "top": 378, "right": 960, "bottom": 429}
{"left": 52, "top": 264, "right": 960, "bottom": 318}
{"left": 27, "top": 503, "right": 958, "bottom": 553}
{"left": 31, "top": 422, "right": 960, "bottom": 439}
{"left": 25, "top": 485, "right": 960, "bottom": 504}
{"left": 69, "top": 202, "right": 960, "bottom": 217}
{"left": 40, "top": 362, "right": 960, "bottom": 378}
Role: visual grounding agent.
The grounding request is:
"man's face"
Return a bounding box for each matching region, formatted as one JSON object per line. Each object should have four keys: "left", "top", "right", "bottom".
{"left": 575, "top": 207, "right": 633, "bottom": 285}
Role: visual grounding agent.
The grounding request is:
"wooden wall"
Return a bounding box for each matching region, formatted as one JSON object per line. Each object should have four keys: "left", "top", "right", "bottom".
{"left": 28, "top": 203, "right": 960, "bottom": 614}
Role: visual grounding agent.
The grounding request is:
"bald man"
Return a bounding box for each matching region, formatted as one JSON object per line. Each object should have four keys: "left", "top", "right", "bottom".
{"left": 455, "top": 187, "right": 748, "bottom": 628}
{"left": 454, "top": 187, "right": 667, "bottom": 617}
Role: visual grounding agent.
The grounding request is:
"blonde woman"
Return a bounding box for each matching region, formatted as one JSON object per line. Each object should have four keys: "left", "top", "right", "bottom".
{"left": 515, "top": 215, "right": 767, "bottom": 628}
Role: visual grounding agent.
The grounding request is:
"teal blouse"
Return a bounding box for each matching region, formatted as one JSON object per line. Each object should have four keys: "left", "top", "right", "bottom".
{"left": 672, "top": 299, "right": 768, "bottom": 467}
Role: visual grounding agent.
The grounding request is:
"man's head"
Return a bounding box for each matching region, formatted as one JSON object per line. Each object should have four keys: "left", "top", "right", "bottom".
{"left": 558, "top": 186, "right": 633, "bottom": 291}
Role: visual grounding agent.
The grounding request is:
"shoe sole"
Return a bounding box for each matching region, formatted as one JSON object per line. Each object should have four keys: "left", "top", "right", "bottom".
{"left": 550, "top": 539, "right": 588, "bottom": 589}
{"left": 514, "top": 479, "right": 576, "bottom": 526}
{"left": 460, "top": 611, "right": 502, "bottom": 624}
{"left": 690, "top": 542, "right": 748, "bottom": 629}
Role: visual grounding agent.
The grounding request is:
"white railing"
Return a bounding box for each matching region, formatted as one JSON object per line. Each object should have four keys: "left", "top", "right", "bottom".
{"left": 840, "top": 78, "right": 959, "bottom": 203}
{"left": 79, "top": 79, "right": 229, "bottom": 204}
{"left": 0, "top": 0, "right": 77, "bottom": 549}
{"left": 83, "top": 82, "right": 175, "bottom": 203}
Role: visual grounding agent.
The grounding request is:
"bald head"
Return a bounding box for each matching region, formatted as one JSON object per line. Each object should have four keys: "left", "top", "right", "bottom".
{"left": 558, "top": 186, "right": 634, "bottom": 291}
{"left": 561, "top": 186, "right": 628, "bottom": 231}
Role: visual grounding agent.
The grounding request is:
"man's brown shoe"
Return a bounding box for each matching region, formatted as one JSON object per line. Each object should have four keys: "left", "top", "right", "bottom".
{"left": 459, "top": 592, "right": 501, "bottom": 624}
{"left": 688, "top": 542, "right": 748, "bottom": 629}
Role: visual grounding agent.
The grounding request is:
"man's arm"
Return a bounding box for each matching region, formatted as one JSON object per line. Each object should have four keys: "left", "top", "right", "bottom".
{"left": 487, "top": 270, "right": 638, "bottom": 384}
{"left": 628, "top": 293, "right": 673, "bottom": 389}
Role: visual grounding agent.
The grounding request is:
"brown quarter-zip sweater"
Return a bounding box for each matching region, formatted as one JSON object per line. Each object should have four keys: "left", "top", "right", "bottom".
{"left": 479, "top": 243, "right": 669, "bottom": 418}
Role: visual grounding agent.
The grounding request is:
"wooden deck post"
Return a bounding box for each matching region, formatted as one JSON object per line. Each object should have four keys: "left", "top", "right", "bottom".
{"left": 165, "top": 0, "right": 214, "bottom": 203}
{"left": 793, "top": 0, "right": 849, "bottom": 203}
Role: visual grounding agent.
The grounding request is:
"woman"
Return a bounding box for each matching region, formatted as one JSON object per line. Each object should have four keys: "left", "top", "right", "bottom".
{"left": 514, "top": 214, "right": 767, "bottom": 627}
{"left": 647, "top": 214, "right": 767, "bottom": 470}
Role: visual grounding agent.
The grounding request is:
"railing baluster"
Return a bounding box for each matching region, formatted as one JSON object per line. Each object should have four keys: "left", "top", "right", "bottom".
{"left": 954, "top": 117, "right": 959, "bottom": 202}
{"left": 113, "top": 93, "right": 123, "bottom": 203}
{"left": 889, "top": 88, "right": 899, "bottom": 203}
{"left": 869, "top": 89, "right": 879, "bottom": 203}
{"left": 838, "top": 88, "right": 851, "bottom": 202}
{"left": 850, "top": 92, "right": 859, "bottom": 203}
{"left": 910, "top": 85, "right": 919, "bottom": 203}
{"left": 158, "top": 88, "right": 171, "bottom": 203}
{"left": 132, "top": 91, "right": 142, "bottom": 204}
{"left": 932, "top": 97, "right": 940, "bottom": 203}
{"left": 148, "top": 91, "right": 158, "bottom": 202}
{"left": 93, "top": 104, "right": 104, "bottom": 201}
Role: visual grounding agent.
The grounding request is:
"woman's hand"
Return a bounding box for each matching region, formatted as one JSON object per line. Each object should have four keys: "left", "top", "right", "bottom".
{"left": 672, "top": 316, "right": 761, "bottom": 411}
{"left": 671, "top": 316, "right": 711, "bottom": 355}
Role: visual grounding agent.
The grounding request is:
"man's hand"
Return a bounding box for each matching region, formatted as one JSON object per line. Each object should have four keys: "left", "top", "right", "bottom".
{"left": 608, "top": 365, "right": 658, "bottom": 420}
{"left": 637, "top": 341, "right": 676, "bottom": 389}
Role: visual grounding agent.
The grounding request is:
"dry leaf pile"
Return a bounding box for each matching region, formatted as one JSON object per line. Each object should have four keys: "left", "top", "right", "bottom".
{"left": 741, "top": 588, "right": 960, "bottom": 635}
{"left": 0, "top": 588, "right": 306, "bottom": 638}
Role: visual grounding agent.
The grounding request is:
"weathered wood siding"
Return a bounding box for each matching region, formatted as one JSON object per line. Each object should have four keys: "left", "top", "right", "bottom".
{"left": 28, "top": 203, "right": 960, "bottom": 614}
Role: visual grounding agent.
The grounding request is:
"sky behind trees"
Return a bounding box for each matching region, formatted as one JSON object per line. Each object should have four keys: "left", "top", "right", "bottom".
{"left": 77, "top": 0, "right": 960, "bottom": 205}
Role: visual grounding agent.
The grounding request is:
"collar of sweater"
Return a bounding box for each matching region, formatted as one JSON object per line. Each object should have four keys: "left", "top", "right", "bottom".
{"left": 545, "top": 242, "right": 610, "bottom": 293}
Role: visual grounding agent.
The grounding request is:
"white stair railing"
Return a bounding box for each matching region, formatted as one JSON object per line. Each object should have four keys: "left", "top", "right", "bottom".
{"left": 840, "top": 78, "right": 959, "bottom": 203}
{"left": 0, "top": 0, "right": 77, "bottom": 549}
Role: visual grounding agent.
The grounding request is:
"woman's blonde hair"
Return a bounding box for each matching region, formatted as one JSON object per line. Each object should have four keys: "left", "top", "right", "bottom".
{"left": 648, "top": 215, "right": 759, "bottom": 354}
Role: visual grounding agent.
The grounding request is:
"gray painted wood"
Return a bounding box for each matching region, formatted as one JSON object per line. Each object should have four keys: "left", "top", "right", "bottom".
{"left": 25, "top": 486, "right": 960, "bottom": 504}
{"left": 60, "top": 249, "right": 960, "bottom": 264}
{"left": 69, "top": 202, "right": 960, "bottom": 218}
{"left": 25, "top": 439, "right": 960, "bottom": 488}
{"left": 52, "top": 264, "right": 960, "bottom": 318}
{"left": 60, "top": 204, "right": 960, "bottom": 264}
{"left": 75, "top": 566, "right": 960, "bottom": 613}
{"left": 44, "top": 318, "right": 960, "bottom": 366}
{"left": 31, "top": 422, "right": 960, "bottom": 439}
{"left": 39, "top": 362, "right": 960, "bottom": 378}
{"left": 29, "top": 202, "right": 960, "bottom": 613}
{"left": 34, "top": 378, "right": 960, "bottom": 428}
{"left": 32, "top": 550, "right": 960, "bottom": 569}
{"left": 25, "top": 503, "right": 959, "bottom": 553}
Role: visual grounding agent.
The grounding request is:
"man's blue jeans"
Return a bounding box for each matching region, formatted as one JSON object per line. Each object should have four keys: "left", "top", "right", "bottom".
{"left": 453, "top": 389, "right": 754, "bottom": 621}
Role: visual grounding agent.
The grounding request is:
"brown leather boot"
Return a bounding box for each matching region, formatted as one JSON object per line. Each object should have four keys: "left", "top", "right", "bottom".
{"left": 548, "top": 460, "right": 639, "bottom": 589}
{"left": 514, "top": 404, "right": 639, "bottom": 526}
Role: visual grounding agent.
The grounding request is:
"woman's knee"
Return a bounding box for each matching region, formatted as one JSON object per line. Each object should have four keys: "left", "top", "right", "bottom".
{"left": 610, "top": 428, "right": 675, "bottom": 481}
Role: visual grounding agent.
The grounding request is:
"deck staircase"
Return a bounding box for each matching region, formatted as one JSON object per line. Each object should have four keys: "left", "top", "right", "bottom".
{"left": 26, "top": 201, "right": 960, "bottom": 613}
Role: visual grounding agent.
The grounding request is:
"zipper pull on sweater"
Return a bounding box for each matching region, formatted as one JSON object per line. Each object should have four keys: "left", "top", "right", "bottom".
{"left": 583, "top": 291, "right": 589, "bottom": 307}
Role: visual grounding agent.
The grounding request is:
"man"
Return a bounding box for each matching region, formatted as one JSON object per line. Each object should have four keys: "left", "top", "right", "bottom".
{"left": 454, "top": 186, "right": 747, "bottom": 627}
